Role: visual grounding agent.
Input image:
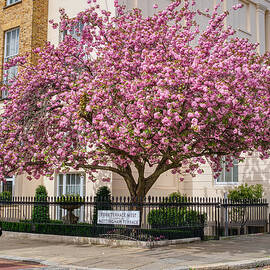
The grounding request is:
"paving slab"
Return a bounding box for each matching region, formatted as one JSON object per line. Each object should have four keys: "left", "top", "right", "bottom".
{"left": 1, "top": 232, "right": 270, "bottom": 269}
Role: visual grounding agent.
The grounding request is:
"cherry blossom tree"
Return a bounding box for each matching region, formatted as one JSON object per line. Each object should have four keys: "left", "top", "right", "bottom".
{"left": 0, "top": 0, "right": 269, "bottom": 200}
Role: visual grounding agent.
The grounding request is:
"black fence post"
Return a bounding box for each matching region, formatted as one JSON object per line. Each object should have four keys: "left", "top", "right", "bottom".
{"left": 216, "top": 198, "right": 220, "bottom": 240}
{"left": 269, "top": 213, "right": 270, "bottom": 233}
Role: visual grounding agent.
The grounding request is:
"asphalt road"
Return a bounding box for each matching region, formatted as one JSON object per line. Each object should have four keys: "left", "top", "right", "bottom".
{"left": 0, "top": 258, "right": 47, "bottom": 269}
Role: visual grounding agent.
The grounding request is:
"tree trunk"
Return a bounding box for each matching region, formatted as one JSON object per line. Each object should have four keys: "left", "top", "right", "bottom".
{"left": 127, "top": 176, "right": 159, "bottom": 227}
{"left": 119, "top": 163, "right": 164, "bottom": 227}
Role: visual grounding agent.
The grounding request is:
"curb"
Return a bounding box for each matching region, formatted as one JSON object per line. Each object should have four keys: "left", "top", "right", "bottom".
{"left": 220, "top": 232, "right": 267, "bottom": 241}
{"left": 1, "top": 231, "right": 201, "bottom": 248}
{"left": 1, "top": 254, "right": 270, "bottom": 270}
{"left": 186, "top": 257, "right": 270, "bottom": 270}
{"left": 0, "top": 255, "right": 121, "bottom": 270}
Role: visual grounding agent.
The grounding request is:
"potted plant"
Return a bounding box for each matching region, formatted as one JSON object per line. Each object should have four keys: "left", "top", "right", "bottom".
{"left": 57, "top": 194, "right": 84, "bottom": 224}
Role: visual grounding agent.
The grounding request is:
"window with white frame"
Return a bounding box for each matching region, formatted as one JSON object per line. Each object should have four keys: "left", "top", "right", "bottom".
{"left": 216, "top": 158, "right": 238, "bottom": 184}
{"left": 57, "top": 173, "right": 85, "bottom": 197}
{"left": 0, "top": 176, "right": 15, "bottom": 195}
{"left": 6, "top": 0, "right": 20, "bottom": 6}
{"left": 3, "top": 27, "right": 20, "bottom": 98}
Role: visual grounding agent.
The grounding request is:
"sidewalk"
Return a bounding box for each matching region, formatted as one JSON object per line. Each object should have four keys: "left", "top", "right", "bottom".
{"left": 1, "top": 232, "right": 270, "bottom": 270}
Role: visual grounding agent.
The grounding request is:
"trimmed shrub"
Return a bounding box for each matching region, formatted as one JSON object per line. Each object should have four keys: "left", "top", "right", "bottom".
{"left": 92, "top": 186, "right": 111, "bottom": 224}
{"left": 168, "top": 192, "right": 187, "bottom": 203}
{"left": 1, "top": 221, "right": 32, "bottom": 233}
{"left": 147, "top": 192, "right": 204, "bottom": 229}
{"left": 227, "top": 184, "right": 263, "bottom": 234}
{"left": 228, "top": 184, "right": 263, "bottom": 201}
{"left": 32, "top": 185, "right": 50, "bottom": 223}
{"left": 0, "top": 191, "right": 12, "bottom": 202}
{"left": 147, "top": 208, "right": 205, "bottom": 228}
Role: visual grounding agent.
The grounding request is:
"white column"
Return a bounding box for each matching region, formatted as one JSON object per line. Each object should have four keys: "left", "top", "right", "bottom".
{"left": 80, "top": 175, "right": 84, "bottom": 197}
{"left": 56, "top": 175, "right": 59, "bottom": 197}
{"left": 12, "top": 176, "right": 15, "bottom": 196}
{"left": 256, "top": 4, "right": 267, "bottom": 54}
{"left": 265, "top": 11, "right": 270, "bottom": 52}
{"left": 63, "top": 174, "right": 67, "bottom": 195}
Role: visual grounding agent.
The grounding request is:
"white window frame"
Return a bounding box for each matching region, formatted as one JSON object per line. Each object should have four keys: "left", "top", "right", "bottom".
{"left": 6, "top": 0, "right": 20, "bottom": 6}
{"left": 57, "top": 173, "right": 85, "bottom": 197}
{"left": 56, "top": 173, "right": 85, "bottom": 221}
{"left": 215, "top": 158, "right": 239, "bottom": 185}
{"left": 3, "top": 27, "right": 20, "bottom": 98}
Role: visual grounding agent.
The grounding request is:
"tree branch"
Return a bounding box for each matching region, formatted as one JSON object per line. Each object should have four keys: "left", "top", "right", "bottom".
{"left": 71, "top": 163, "right": 124, "bottom": 176}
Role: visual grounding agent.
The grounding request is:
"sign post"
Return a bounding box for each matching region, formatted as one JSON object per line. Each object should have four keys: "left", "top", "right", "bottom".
{"left": 97, "top": 210, "right": 140, "bottom": 226}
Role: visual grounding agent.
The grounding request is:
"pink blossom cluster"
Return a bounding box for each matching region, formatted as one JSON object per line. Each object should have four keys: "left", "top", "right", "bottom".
{"left": 0, "top": 0, "right": 269, "bottom": 198}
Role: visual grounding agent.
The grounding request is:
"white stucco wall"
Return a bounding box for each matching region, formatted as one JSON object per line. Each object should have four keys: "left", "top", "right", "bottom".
{"left": 47, "top": 0, "right": 116, "bottom": 46}
{"left": 178, "top": 154, "right": 270, "bottom": 199}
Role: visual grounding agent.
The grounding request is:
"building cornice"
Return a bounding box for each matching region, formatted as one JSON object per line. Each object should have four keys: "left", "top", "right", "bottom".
{"left": 246, "top": 0, "right": 270, "bottom": 9}
{"left": 257, "top": 3, "right": 268, "bottom": 11}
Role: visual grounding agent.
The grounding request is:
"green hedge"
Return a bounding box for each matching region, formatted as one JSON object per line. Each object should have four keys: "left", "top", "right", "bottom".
{"left": 0, "top": 191, "right": 12, "bottom": 202}
{"left": 0, "top": 221, "right": 95, "bottom": 237}
{"left": 0, "top": 221, "right": 203, "bottom": 240}
{"left": 147, "top": 208, "right": 206, "bottom": 228}
{"left": 19, "top": 219, "right": 63, "bottom": 224}
{"left": 0, "top": 221, "right": 119, "bottom": 238}
{"left": 0, "top": 221, "right": 32, "bottom": 233}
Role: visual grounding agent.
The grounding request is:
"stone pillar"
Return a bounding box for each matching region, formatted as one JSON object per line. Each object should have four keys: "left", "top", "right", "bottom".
{"left": 265, "top": 11, "right": 270, "bottom": 52}
{"left": 256, "top": 4, "right": 267, "bottom": 54}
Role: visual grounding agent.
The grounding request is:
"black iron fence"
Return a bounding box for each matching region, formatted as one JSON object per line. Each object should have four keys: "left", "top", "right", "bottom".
{"left": 0, "top": 196, "right": 268, "bottom": 241}
{"left": 220, "top": 198, "right": 268, "bottom": 236}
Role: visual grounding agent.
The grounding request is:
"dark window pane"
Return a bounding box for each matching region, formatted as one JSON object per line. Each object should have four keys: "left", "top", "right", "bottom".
{"left": 3, "top": 181, "right": 12, "bottom": 193}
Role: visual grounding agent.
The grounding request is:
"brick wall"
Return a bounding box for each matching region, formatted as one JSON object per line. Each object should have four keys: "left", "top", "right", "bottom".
{"left": 0, "top": 0, "right": 48, "bottom": 87}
